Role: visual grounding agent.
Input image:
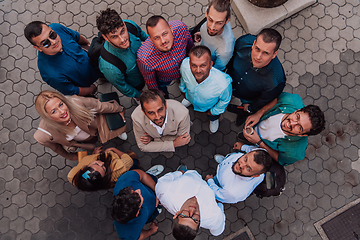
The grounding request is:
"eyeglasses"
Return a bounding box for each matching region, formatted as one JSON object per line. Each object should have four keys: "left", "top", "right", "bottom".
{"left": 178, "top": 210, "right": 200, "bottom": 224}
{"left": 39, "top": 30, "right": 58, "bottom": 48}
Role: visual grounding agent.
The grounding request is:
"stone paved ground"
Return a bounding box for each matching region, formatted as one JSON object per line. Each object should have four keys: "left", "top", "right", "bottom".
{"left": 1, "top": 0, "right": 360, "bottom": 239}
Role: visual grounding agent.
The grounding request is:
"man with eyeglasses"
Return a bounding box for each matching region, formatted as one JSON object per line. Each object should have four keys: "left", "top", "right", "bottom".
{"left": 24, "top": 21, "right": 99, "bottom": 96}
{"left": 237, "top": 92, "right": 326, "bottom": 166}
{"left": 155, "top": 166, "right": 225, "bottom": 239}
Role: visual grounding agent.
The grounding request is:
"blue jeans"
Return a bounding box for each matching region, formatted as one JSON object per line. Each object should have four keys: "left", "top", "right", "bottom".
{"left": 158, "top": 80, "right": 171, "bottom": 97}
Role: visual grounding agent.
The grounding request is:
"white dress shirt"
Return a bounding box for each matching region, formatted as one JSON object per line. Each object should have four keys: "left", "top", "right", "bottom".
{"left": 155, "top": 170, "right": 226, "bottom": 236}
{"left": 207, "top": 145, "right": 265, "bottom": 204}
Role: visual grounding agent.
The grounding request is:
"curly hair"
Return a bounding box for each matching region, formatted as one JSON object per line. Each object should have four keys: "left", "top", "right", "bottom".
{"left": 172, "top": 217, "right": 199, "bottom": 240}
{"left": 72, "top": 152, "right": 113, "bottom": 191}
{"left": 299, "top": 105, "right": 325, "bottom": 136}
{"left": 112, "top": 187, "right": 141, "bottom": 224}
{"left": 96, "top": 8, "right": 124, "bottom": 35}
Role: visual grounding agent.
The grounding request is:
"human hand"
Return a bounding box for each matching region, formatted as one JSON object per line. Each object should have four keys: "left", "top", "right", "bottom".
{"left": 148, "top": 222, "right": 158, "bottom": 233}
{"left": 194, "top": 32, "right": 201, "bottom": 42}
{"left": 173, "top": 133, "right": 191, "bottom": 148}
{"left": 70, "top": 153, "right": 78, "bottom": 161}
{"left": 90, "top": 84, "right": 97, "bottom": 95}
{"left": 244, "top": 112, "right": 261, "bottom": 128}
{"left": 119, "top": 110, "right": 126, "bottom": 123}
{"left": 140, "top": 133, "right": 154, "bottom": 145}
{"left": 233, "top": 142, "right": 244, "bottom": 150}
{"left": 243, "top": 128, "right": 261, "bottom": 144}
{"left": 92, "top": 146, "right": 103, "bottom": 154}
{"left": 205, "top": 174, "right": 214, "bottom": 181}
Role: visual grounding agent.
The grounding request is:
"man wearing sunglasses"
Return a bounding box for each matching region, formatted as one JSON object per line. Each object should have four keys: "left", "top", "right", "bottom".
{"left": 24, "top": 21, "right": 98, "bottom": 96}
{"left": 155, "top": 166, "right": 225, "bottom": 239}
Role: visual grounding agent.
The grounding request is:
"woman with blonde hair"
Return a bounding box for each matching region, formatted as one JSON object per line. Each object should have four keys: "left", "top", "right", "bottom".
{"left": 34, "top": 90, "right": 127, "bottom": 160}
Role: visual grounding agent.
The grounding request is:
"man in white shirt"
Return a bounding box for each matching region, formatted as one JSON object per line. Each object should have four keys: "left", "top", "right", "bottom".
{"left": 205, "top": 143, "right": 272, "bottom": 204}
{"left": 193, "top": 0, "right": 235, "bottom": 71}
{"left": 155, "top": 167, "right": 226, "bottom": 239}
{"left": 131, "top": 89, "right": 191, "bottom": 152}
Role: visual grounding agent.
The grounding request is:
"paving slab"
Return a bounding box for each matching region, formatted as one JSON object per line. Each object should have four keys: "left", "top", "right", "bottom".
{"left": 1, "top": 0, "right": 360, "bottom": 239}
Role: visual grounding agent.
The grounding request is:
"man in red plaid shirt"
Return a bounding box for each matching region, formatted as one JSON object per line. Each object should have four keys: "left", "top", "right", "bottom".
{"left": 137, "top": 15, "right": 194, "bottom": 98}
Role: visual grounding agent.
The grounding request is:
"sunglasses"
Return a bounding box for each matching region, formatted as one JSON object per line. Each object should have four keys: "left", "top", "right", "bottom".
{"left": 40, "top": 30, "right": 58, "bottom": 48}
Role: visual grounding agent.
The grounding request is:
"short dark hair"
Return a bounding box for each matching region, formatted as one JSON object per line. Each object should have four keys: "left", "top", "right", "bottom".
{"left": 207, "top": 0, "right": 231, "bottom": 21}
{"left": 72, "top": 152, "right": 113, "bottom": 191}
{"left": 111, "top": 186, "right": 141, "bottom": 224}
{"left": 146, "top": 15, "right": 168, "bottom": 32}
{"left": 172, "top": 217, "right": 198, "bottom": 240}
{"left": 253, "top": 150, "right": 273, "bottom": 174}
{"left": 24, "top": 21, "right": 46, "bottom": 45}
{"left": 140, "top": 89, "right": 166, "bottom": 111}
{"left": 189, "top": 45, "right": 211, "bottom": 59}
{"left": 257, "top": 28, "right": 282, "bottom": 52}
{"left": 299, "top": 105, "right": 325, "bottom": 136}
{"left": 96, "top": 8, "right": 124, "bottom": 35}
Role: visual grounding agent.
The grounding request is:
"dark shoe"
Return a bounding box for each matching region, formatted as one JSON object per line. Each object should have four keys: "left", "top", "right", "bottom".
{"left": 236, "top": 112, "right": 250, "bottom": 126}
{"left": 227, "top": 104, "right": 244, "bottom": 114}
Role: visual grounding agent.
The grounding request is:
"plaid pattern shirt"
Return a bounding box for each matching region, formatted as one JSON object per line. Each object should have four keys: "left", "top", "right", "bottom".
{"left": 137, "top": 20, "right": 194, "bottom": 90}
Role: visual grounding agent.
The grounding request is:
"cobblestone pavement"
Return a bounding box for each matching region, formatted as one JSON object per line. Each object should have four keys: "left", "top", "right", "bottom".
{"left": 1, "top": 0, "right": 360, "bottom": 239}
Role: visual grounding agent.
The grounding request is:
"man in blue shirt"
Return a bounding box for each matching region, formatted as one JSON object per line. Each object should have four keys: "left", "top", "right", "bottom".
{"left": 227, "top": 28, "right": 286, "bottom": 126}
{"left": 24, "top": 21, "right": 98, "bottom": 96}
{"left": 112, "top": 170, "right": 160, "bottom": 240}
{"left": 96, "top": 8, "right": 148, "bottom": 100}
{"left": 179, "top": 45, "right": 232, "bottom": 133}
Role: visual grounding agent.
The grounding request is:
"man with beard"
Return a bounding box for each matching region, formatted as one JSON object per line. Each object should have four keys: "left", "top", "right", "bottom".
{"left": 205, "top": 143, "right": 272, "bottom": 204}
{"left": 137, "top": 15, "right": 194, "bottom": 98}
{"left": 24, "top": 21, "right": 98, "bottom": 96}
{"left": 239, "top": 92, "right": 326, "bottom": 166}
{"left": 193, "top": 0, "right": 235, "bottom": 71}
{"left": 179, "top": 45, "right": 232, "bottom": 133}
{"left": 131, "top": 89, "right": 191, "bottom": 152}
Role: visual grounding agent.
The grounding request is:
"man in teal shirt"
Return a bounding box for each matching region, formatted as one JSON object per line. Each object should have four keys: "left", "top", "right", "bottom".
{"left": 239, "top": 92, "right": 325, "bottom": 165}
{"left": 96, "top": 8, "right": 148, "bottom": 99}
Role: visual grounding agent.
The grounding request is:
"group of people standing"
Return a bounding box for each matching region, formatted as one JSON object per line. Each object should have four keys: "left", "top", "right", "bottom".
{"left": 22, "top": 0, "right": 326, "bottom": 239}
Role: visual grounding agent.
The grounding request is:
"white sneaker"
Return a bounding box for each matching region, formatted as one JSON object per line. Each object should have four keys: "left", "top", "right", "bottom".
{"left": 209, "top": 119, "right": 219, "bottom": 133}
{"left": 146, "top": 165, "right": 164, "bottom": 176}
{"left": 214, "top": 154, "right": 225, "bottom": 163}
{"left": 181, "top": 98, "right": 192, "bottom": 108}
{"left": 118, "top": 132, "right": 128, "bottom": 140}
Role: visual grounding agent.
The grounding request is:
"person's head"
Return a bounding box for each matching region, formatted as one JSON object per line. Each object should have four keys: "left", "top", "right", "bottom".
{"left": 281, "top": 105, "right": 325, "bottom": 136}
{"left": 232, "top": 150, "right": 272, "bottom": 177}
{"left": 96, "top": 8, "right": 130, "bottom": 49}
{"left": 35, "top": 90, "right": 94, "bottom": 135}
{"left": 140, "top": 89, "right": 167, "bottom": 127}
{"left": 172, "top": 196, "right": 200, "bottom": 240}
{"left": 189, "top": 45, "right": 212, "bottom": 83}
{"left": 112, "top": 186, "right": 144, "bottom": 224}
{"left": 251, "top": 28, "right": 282, "bottom": 68}
{"left": 72, "top": 152, "right": 113, "bottom": 191}
{"left": 206, "top": 0, "right": 231, "bottom": 36}
{"left": 24, "top": 21, "right": 62, "bottom": 55}
{"left": 146, "top": 15, "right": 174, "bottom": 52}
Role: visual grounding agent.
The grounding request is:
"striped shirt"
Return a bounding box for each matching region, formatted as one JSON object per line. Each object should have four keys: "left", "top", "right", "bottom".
{"left": 137, "top": 20, "right": 194, "bottom": 90}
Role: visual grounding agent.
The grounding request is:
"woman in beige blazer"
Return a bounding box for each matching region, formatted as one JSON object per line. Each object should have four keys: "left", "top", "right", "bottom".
{"left": 34, "top": 90, "right": 127, "bottom": 160}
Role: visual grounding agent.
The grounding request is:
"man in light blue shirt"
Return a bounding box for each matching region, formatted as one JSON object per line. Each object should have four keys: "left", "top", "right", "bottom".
{"left": 193, "top": 0, "right": 235, "bottom": 71}
{"left": 97, "top": 8, "right": 148, "bottom": 100}
{"left": 205, "top": 143, "right": 272, "bottom": 204}
{"left": 179, "top": 45, "right": 232, "bottom": 133}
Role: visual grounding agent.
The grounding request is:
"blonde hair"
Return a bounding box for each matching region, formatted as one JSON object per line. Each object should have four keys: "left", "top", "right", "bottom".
{"left": 35, "top": 90, "right": 96, "bottom": 135}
